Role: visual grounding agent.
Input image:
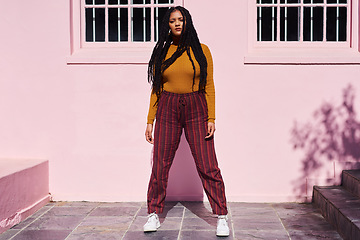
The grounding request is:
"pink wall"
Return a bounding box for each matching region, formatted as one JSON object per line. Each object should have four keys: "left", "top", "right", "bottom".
{"left": 1, "top": 1, "right": 360, "bottom": 203}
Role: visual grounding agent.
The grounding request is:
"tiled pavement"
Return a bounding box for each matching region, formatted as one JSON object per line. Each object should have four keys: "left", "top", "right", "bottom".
{"left": 0, "top": 201, "right": 343, "bottom": 240}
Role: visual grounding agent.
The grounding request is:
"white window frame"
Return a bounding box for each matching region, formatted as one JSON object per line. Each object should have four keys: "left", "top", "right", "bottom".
{"left": 256, "top": 0, "right": 350, "bottom": 45}
{"left": 245, "top": 0, "right": 360, "bottom": 64}
{"left": 68, "top": 0, "right": 183, "bottom": 64}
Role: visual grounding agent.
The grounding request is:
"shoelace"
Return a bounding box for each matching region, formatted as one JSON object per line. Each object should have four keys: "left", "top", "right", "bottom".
{"left": 218, "top": 219, "right": 227, "bottom": 227}
{"left": 147, "top": 212, "right": 158, "bottom": 223}
{"left": 218, "top": 215, "right": 228, "bottom": 227}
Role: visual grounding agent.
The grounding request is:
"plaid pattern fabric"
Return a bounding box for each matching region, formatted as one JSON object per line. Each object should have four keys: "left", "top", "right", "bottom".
{"left": 147, "top": 91, "right": 228, "bottom": 215}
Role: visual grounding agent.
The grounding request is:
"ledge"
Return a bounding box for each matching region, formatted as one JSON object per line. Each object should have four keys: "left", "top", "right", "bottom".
{"left": 0, "top": 158, "right": 48, "bottom": 178}
{"left": 244, "top": 48, "right": 360, "bottom": 65}
{"left": 0, "top": 159, "right": 50, "bottom": 233}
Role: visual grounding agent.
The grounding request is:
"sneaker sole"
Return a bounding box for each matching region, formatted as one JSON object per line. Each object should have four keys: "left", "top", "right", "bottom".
{"left": 216, "top": 231, "right": 230, "bottom": 237}
{"left": 144, "top": 228, "right": 158, "bottom": 232}
{"left": 144, "top": 223, "right": 160, "bottom": 232}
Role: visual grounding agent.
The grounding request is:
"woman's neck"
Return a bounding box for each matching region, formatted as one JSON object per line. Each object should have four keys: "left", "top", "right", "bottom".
{"left": 172, "top": 36, "right": 180, "bottom": 45}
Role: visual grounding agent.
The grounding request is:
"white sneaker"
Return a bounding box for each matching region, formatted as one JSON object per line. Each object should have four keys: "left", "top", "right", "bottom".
{"left": 216, "top": 215, "right": 230, "bottom": 237}
{"left": 143, "top": 212, "right": 160, "bottom": 232}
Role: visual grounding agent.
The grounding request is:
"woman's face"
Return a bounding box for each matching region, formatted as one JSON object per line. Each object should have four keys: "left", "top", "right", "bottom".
{"left": 169, "top": 10, "right": 184, "bottom": 38}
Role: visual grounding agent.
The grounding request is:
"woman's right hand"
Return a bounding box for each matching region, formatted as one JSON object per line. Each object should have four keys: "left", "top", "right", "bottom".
{"left": 145, "top": 124, "right": 154, "bottom": 144}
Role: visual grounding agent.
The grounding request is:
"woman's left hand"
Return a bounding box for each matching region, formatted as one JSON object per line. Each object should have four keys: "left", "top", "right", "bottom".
{"left": 205, "top": 122, "right": 215, "bottom": 139}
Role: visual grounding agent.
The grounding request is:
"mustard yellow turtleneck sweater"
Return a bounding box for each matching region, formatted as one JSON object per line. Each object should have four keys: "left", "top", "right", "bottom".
{"left": 147, "top": 43, "right": 215, "bottom": 124}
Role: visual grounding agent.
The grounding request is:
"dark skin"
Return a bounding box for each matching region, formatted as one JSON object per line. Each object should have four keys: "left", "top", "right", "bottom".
{"left": 145, "top": 10, "right": 215, "bottom": 144}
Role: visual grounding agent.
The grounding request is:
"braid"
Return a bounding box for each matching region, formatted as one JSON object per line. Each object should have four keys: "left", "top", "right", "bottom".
{"left": 148, "top": 6, "right": 208, "bottom": 105}
{"left": 186, "top": 47, "right": 196, "bottom": 92}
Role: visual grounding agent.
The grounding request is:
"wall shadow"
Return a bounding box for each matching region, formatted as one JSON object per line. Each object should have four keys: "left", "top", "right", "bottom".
{"left": 290, "top": 84, "right": 360, "bottom": 200}
{"left": 158, "top": 201, "right": 216, "bottom": 226}
{"left": 165, "top": 133, "right": 204, "bottom": 201}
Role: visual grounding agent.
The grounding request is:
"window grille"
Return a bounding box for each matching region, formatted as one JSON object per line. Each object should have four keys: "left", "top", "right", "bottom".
{"left": 83, "top": 0, "right": 175, "bottom": 43}
{"left": 257, "top": 0, "right": 349, "bottom": 42}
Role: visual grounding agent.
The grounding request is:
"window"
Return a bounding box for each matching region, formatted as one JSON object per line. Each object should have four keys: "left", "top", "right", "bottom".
{"left": 245, "top": 0, "right": 360, "bottom": 64}
{"left": 256, "top": 0, "right": 349, "bottom": 43}
{"left": 68, "top": 0, "right": 183, "bottom": 64}
{"left": 82, "top": 0, "right": 176, "bottom": 46}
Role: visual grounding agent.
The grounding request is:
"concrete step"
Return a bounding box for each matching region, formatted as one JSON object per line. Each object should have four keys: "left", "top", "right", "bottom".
{"left": 0, "top": 159, "right": 50, "bottom": 234}
{"left": 313, "top": 185, "right": 360, "bottom": 240}
{"left": 342, "top": 170, "right": 360, "bottom": 198}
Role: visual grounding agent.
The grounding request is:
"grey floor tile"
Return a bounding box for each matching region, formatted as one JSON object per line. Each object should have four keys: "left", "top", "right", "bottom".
{"left": 11, "top": 217, "right": 38, "bottom": 230}
{"left": 11, "top": 230, "right": 72, "bottom": 240}
{"left": 230, "top": 207, "right": 276, "bottom": 217}
{"left": 288, "top": 230, "right": 343, "bottom": 240}
{"left": 122, "top": 230, "right": 179, "bottom": 240}
{"left": 183, "top": 207, "right": 215, "bottom": 218}
{"left": 272, "top": 203, "right": 320, "bottom": 218}
{"left": 181, "top": 201, "right": 213, "bottom": 214}
{"left": 272, "top": 202, "right": 314, "bottom": 209}
{"left": 137, "top": 207, "right": 150, "bottom": 216}
{"left": 228, "top": 202, "right": 272, "bottom": 209}
{"left": 180, "top": 230, "right": 234, "bottom": 240}
{"left": 159, "top": 206, "right": 184, "bottom": 218}
{"left": 232, "top": 218, "right": 284, "bottom": 231}
{"left": 231, "top": 215, "right": 282, "bottom": 223}
{"left": 98, "top": 202, "right": 143, "bottom": 208}
{"left": 0, "top": 229, "right": 20, "bottom": 240}
{"left": 54, "top": 201, "right": 99, "bottom": 208}
{"left": 66, "top": 230, "right": 124, "bottom": 240}
{"left": 182, "top": 216, "right": 217, "bottom": 230}
{"left": 76, "top": 216, "right": 133, "bottom": 232}
{"left": 30, "top": 206, "right": 53, "bottom": 218}
{"left": 280, "top": 214, "right": 336, "bottom": 231}
{"left": 90, "top": 206, "right": 139, "bottom": 217}
{"left": 26, "top": 216, "right": 84, "bottom": 230}
{"left": 44, "top": 206, "right": 95, "bottom": 216}
{"left": 272, "top": 202, "right": 315, "bottom": 209}
{"left": 234, "top": 230, "right": 289, "bottom": 240}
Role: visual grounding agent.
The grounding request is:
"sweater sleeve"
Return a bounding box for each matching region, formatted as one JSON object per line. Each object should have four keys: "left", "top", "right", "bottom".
{"left": 202, "top": 44, "right": 215, "bottom": 123}
{"left": 147, "top": 89, "right": 158, "bottom": 124}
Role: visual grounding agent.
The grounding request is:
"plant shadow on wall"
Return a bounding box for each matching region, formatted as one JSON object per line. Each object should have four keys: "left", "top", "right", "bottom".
{"left": 290, "top": 84, "right": 360, "bottom": 199}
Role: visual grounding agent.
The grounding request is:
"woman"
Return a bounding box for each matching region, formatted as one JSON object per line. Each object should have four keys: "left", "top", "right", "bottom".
{"left": 144, "top": 6, "right": 229, "bottom": 237}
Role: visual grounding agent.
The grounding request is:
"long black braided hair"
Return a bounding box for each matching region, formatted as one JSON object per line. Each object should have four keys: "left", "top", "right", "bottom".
{"left": 147, "top": 6, "right": 208, "bottom": 105}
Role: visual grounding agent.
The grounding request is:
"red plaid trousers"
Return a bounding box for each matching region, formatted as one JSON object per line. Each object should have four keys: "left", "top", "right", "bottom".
{"left": 147, "top": 91, "right": 228, "bottom": 215}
